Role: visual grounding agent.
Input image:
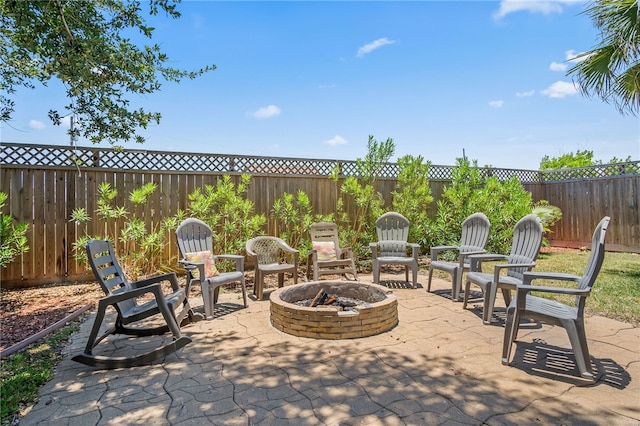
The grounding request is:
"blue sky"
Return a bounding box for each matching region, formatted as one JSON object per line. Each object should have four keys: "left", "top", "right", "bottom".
{"left": 1, "top": 0, "right": 639, "bottom": 170}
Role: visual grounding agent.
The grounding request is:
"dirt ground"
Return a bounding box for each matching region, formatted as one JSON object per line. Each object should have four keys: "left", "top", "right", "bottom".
{"left": 0, "top": 273, "right": 277, "bottom": 352}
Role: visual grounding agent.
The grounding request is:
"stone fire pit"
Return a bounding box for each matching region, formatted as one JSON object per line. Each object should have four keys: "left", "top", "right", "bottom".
{"left": 269, "top": 281, "right": 398, "bottom": 339}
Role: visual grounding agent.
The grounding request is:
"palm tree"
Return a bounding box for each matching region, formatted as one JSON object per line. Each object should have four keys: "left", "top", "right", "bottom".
{"left": 567, "top": 0, "right": 639, "bottom": 116}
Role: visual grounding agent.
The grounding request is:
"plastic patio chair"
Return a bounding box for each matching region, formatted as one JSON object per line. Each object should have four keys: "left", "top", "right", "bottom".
{"left": 246, "top": 236, "right": 299, "bottom": 300}
{"left": 176, "top": 218, "right": 248, "bottom": 319}
{"left": 307, "top": 222, "right": 358, "bottom": 281}
{"left": 502, "top": 216, "right": 610, "bottom": 381}
{"left": 370, "top": 212, "right": 420, "bottom": 288}
{"left": 73, "top": 239, "right": 195, "bottom": 369}
{"left": 463, "top": 214, "right": 543, "bottom": 324}
{"left": 427, "top": 212, "right": 490, "bottom": 301}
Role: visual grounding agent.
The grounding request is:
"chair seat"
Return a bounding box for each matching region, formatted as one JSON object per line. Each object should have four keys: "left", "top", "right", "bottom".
{"left": 259, "top": 263, "right": 297, "bottom": 273}
{"left": 523, "top": 295, "right": 579, "bottom": 321}
{"left": 207, "top": 270, "right": 245, "bottom": 285}
{"left": 466, "top": 272, "right": 522, "bottom": 288}
{"left": 121, "top": 289, "right": 186, "bottom": 321}
{"left": 430, "top": 260, "right": 458, "bottom": 274}
{"left": 377, "top": 256, "right": 416, "bottom": 265}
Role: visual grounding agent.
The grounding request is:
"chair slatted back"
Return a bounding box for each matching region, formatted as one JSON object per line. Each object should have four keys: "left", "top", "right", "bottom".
{"left": 176, "top": 218, "right": 213, "bottom": 256}
{"left": 86, "top": 240, "right": 135, "bottom": 315}
{"left": 459, "top": 212, "right": 491, "bottom": 253}
{"left": 375, "top": 212, "right": 410, "bottom": 257}
{"left": 310, "top": 222, "right": 342, "bottom": 254}
{"left": 506, "top": 214, "right": 544, "bottom": 280}
{"left": 579, "top": 216, "right": 610, "bottom": 292}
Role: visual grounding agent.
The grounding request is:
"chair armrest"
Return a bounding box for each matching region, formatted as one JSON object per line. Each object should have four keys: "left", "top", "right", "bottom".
{"left": 409, "top": 243, "right": 420, "bottom": 259}
{"left": 369, "top": 243, "right": 379, "bottom": 260}
{"left": 468, "top": 253, "right": 507, "bottom": 272}
{"left": 132, "top": 272, "right": 180, "bottom": 292}
{"left": 522, "top": 271, "right": 581, "bottom": 286}
{"left": 516, "top": 283, "right": 591, "bottom": 299}
{"left": 340, "top": 247, "right": 354, "bottom": 259}
{"left": 278, "top": 240, "right": 298, "bottom": 254}
{"left": 102, "top": 283, "right": 165, "bottom": 306}
{"left": 214, "top": 254, "right": 244, "bottom": 272}
{"left": 178, "top": 259, "right": 198, "bottom": 271}
{"left": 493, "top": 262, "right": 536, "bottom": 285}
{"left": 430, "top": 245, "right": 459, "bottom": 261}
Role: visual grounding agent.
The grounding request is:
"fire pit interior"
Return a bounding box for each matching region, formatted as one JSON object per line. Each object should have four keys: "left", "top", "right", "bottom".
{"left": 270, "top": 281, "right": 398, "bottom": 339}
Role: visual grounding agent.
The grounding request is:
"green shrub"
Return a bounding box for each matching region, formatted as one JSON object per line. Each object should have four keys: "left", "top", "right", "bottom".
{"left": 183, "top": 174, "right": 266, "bottom": 257}
{"left": 424, "top": 157, "right": 561, "bottom": 256}
{"left": 332, "top": 136, "right": 392, "bottom": 257}
{"left": 70, "top": 182, "right": 173, "bottom": 279}
{"left": 391, "top": 155, "right": 433, "bottom": 246}
{"left": 0, "top": 192, "right": 29, "bottom": 268}
{"left": 272, "top": 190, "right": 314, "bottom": 256}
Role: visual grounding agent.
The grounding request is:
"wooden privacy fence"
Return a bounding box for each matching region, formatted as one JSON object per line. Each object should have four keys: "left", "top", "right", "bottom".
{"left": 1, "top": 143, "right": 638, "bottom": 287}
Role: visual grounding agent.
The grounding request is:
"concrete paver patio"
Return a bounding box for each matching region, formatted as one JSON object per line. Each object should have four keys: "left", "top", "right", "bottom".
{"left": 21, "top": 271, "right": 640, "bottom": 425}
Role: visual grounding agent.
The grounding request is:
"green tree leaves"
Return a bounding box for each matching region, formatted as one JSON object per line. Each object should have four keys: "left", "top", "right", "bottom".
{"left": 567, "top": 0, "right": 639, "bottom": 116}
{"left": 1, "top": 0, "right": 215, "bottom": 146}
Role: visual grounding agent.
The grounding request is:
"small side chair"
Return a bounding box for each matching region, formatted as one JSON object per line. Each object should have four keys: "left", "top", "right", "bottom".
{"left": 502, "top": 216, "right": 610, "bottom": 381}
{"left": 427, "top": 212, "right": 490, "bottom": 301}
{"left": 307, "top": 222, "right": 358, "bottom": 281}
{"left": 176, "top": 218, "right": 247, "bottom": 319}
{"left": 463, "top": 214, "right": 543, "bottom": 324}
{"left": 370, "top": 212, "right": 420, "bottom": 288}
{"left": 246, "top": 236, "right": 299, "bottom": 300}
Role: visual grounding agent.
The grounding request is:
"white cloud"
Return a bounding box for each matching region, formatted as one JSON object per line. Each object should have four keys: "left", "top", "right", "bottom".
{"left": 550, "top": 61, "right": 567, "bottom": 72}
{"left": 494, "top": 0, "right": 580, "bottom": 20}
{"left": 489, "top": 100, "right": 504, "bottom": 108}
{"left": 250, "top": 105, "right": 281, "bottom": 119}
{"left": 356, "top": 38, "right": 396, "bottom": 58}
{"left": 28, "top": 119, "right": 46, "bottom": 129}
{"left": 541, "top": 81, "right": 579, "bottom": 98}
{"left": 324, "top": 135, "right": 348, "bottom": 146}
{"left": 516, "top": 90, "right": 535, "bottom": 97}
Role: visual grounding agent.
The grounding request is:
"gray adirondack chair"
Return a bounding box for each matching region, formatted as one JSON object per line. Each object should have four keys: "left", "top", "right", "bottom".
{"left": 427, "top": 212, "right": 490, "bottom": 301}
{"left": 176, "top": 218, "right": 247, "bottom": 319}
{"left": 463, "top": 214, "right": 543, "bottom": 324}
{"left": 246, "top": 236, "right": 299, "bottom": 300}
{"left": 370, "top": 212, "right": 420, "bottom": 288}
{"left": 73, "top": 239, "right": 195, "bottom": 369}
{"left": 307, "top": 222, "right": 358, "bottom": 281}
{"left": 502, "top": 216, "right": 610, "bottom": 381}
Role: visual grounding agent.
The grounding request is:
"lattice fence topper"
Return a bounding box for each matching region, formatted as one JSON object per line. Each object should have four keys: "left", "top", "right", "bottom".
{"left": 1, "top": 143, "right": 638, "bottom": 183}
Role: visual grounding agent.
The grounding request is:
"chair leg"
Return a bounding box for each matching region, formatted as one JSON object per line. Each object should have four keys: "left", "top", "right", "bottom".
{"left": 502, "top": 303, "right": 519, "bottom": 365}
{"left": 411, "top": 264, "right": 418, "bottom": 288}
{"left": 255, "top": 270, "right": 264, "bottom": 301}
{"left": 240, "top": 277, "right": 248, "bottom": 307}
{"left": 483, "top": 281, "right": 498, "bottom": 325}
{"left": 201, "top": 282, "right": 213, "bottom": 319}
{"left": 451, "top": 269, "right": 461, "bottom": 301}
{"left": 563, "top": 319, "right": 594, "bottom": 380}
{"left": 427, "top": 266, "right": 434, "bottom": 292}
{"left": 293, "top": 270, "right": 298, "bottom": 284}
{"left": 278, "top": 273, "right": 285, "bottom": 288}
{"left": 462, "top": 279, "right": 471, "bottom": 309}
{"left": 372, "top": 260, "right": 380, "bottom": 284}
